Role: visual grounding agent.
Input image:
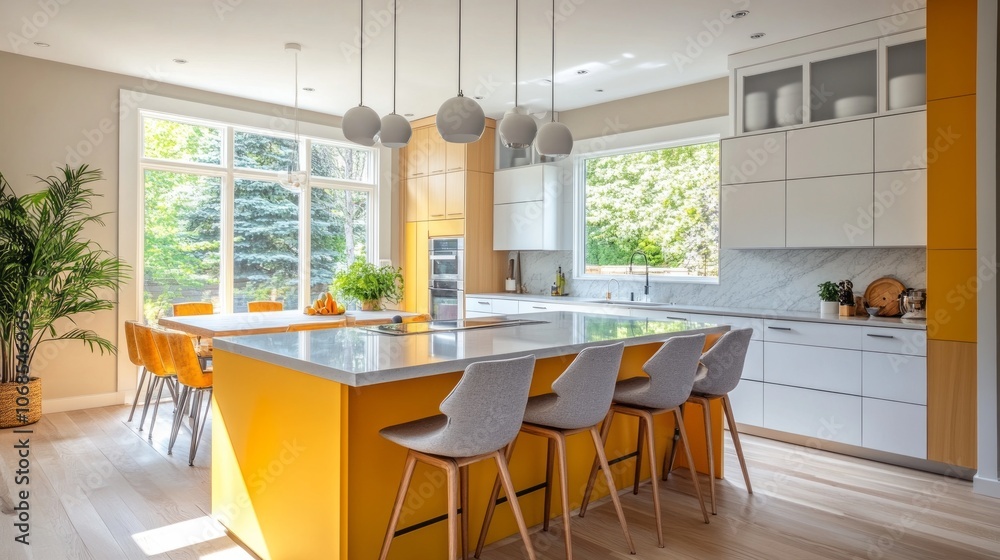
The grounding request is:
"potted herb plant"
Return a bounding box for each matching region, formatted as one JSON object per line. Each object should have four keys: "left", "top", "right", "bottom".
{"left": 0, "top": 166, "right": 128, "bottom": 427}
{"left": 817, "top": 281, "right": 840, "bottom": 315}
{"left": 331, "top": 259, "right": 403, "bottom": 311}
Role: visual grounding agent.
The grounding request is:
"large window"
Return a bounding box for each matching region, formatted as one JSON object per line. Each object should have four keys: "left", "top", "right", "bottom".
{"left": 141, "top": 112, "right": 376, "bottom": 321}
{"left": 579, "top": 139, "right": 720, "bottom": 281}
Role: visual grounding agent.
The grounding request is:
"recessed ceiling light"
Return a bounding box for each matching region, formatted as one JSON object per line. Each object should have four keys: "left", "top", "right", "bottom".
{"left": 732, "top": 10, "right": 750, "bottom": 19}
{"left": 750, "top": 33, "right": 766, "bottom": 39}
{"left": 622, "top": 53, "right": 635, "bottom": 59}
{"left": 595, "top": 89, "right": 604, "bottom": 93}
{"left": 474, "top": 96, "right": 484, "bottom": 100}
{"left": 33, "top": 42, "right": 49, "bottom": 47}
{"left": 404, "top": 113, "right": 414, "bottom": 117}
{"left": 576, "top": 69, "right": 589, "bottom": 75}
{"left": 173, "top": 58, "right": 188, "bottom": 64}
{"left": 302, "top": 87, "right": 315, "bottom": 92}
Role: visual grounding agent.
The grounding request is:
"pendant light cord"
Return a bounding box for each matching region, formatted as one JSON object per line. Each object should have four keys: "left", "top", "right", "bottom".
{"left": 514, "top": 0, "right": 519, "bottom": 107}
{"left": 458, "top": 0, "right": 463, "bottom": 96}
{"left": 359, "top": 0, "right": 364, "bottom": 105}
{"left": 293, "top": 48, "right": 300, "bottom": 165}
{"left": 392, "top": 0, "right": 397, "bottom": 113}
{"left": 550, "top": 0, "right": 555, "bottom": 122}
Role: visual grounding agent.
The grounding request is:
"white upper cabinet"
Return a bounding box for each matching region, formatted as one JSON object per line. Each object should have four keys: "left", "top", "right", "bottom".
{"left": 786, "top": 174, "right": 874, "bottom": 248}
{"left": 874, "top": 169, "right": 927, "bottom": 246}
{"left": 786, "top": 119, "right": 874, "bottom": 179}
{"left": 875, "top": 111, "right": 927, "bottom": 172}
{"left": 720, "top": 132, "right": 786, "bottom": 185}
{"left": 721, "top": 182, "right": 785, "bottom": 249}
{"left": 494, "top": 165, "right": 552, "bottom": 204}
{"left": 494, "top": 164, "right": 567, "bottom": 251}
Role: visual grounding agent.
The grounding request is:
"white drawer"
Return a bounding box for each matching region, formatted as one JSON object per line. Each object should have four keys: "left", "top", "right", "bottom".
{"left": 862, "top": 352, "right": 927, "bottom": 405}
{"left": 687, "top": 314, "right": 764, "bottom": 340}
{"left": 763, "top": 384, "right": 862, "bottom": 446}
{"left": 728, "top": 380, "right": 763, "bottom": 427}
{"left": 465, "top": 298, "right": 493, "bottom": 313}
{"left": 743, "top": 340, "right": 764, "bottom": 381}
{"left": 517, "top": 300, "right": 577, "bottom": 314}
{"left": 763, "top": 319, "right": 862, "bottom": 350}
{"left": 862, "top": 398, "right": 927, "bottom": 459}
{"left": 861, "top": 327, "right": 927, "bottom": 356}
{"left": 492, "top": 299, "right": 520, "bottom": 315}
{"left": 764, "top": 342, "right": 862, "bottom": 395}
{"left": 629, "top": 309, "right": 692, "bottom": 321}
{"left": 465, "top": 311, "right": 496, "bottom": 318}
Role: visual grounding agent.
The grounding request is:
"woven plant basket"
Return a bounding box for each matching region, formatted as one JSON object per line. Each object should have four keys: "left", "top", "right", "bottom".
{"left": 0, "top": 378, "right": 42, "bottom": 428}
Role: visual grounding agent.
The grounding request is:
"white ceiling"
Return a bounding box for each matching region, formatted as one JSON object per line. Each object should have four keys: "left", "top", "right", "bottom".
{"left": 1, "top": 0, "right": 920, "bottom": 120}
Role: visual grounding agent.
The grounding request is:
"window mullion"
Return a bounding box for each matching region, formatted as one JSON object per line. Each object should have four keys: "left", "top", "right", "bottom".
{"left": 299, "top": 139, "right": 313, "bottom": 308}
{"left": 220, "top": 125, "right": 236, "bottom": 313}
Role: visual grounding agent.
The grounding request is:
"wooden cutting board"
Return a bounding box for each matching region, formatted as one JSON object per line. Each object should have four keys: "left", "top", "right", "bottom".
{"left": 864, "top": 277, "right": 906, "bottom": 316}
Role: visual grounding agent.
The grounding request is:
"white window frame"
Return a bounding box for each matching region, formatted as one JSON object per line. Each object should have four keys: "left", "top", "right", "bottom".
{"left": 572, "top": 116, "right": 729, "bottom": 285}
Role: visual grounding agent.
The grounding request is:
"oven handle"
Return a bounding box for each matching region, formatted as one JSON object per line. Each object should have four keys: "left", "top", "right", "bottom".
{"left": 430, "top": 254, "right": 459, "bottom": 261}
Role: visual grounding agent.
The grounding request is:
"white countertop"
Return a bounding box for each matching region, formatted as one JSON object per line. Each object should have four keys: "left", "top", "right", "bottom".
{"left": 469, "top": 293, "right": 927, "bottom": 331}
{"left": 212, "top": 311, "right": 729, "bottom": 387}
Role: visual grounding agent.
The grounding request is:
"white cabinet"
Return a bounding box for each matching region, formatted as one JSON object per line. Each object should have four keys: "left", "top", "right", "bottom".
{"left": 764, "top": 343, "right": 863, "bottom": 395}
{"left": 743, "top": 340, "right": 764, "bottom": 381}
{"left": 728, "top": 380, "right": 763, "bottom": 427}
{"left": 466, "top": 298, "right": 495, "bottom": 314}
{"left": 862, "top": 352, "right": 927, "bottom": 405}
{"left": 875, "top": 111, "right": 927, "bottom": 172}
{"left": 763, "top": 319, "right": 862, "bottom": 350}
{"left": 763, "top": 384, "right": 863, "bottom": 446}
{"left": 786, "top": 174, "right": 874, "bottom": 247}
{"left": 861, "top": 326, "right": 927, "bottom": 356}
{"left": 786, "top": 119, "right": 874, "bottom": 179}
{"left": 494, "top": 165, "right": 567, "bottom": 251}
{"left": 721, "top": 182, "right": 786, "bottom": 248}
{"left": 492, "top": 299, "right": 520, "bottom": 315}
{"left": 873, "top": 170, "right": 926, "bottom": 246}
{"left": 517, "top": 300, "right": 577, "bottom": 314}
{"left": 720, "top": 133, "right": 786, "bottom": 185}
{"left": 862, "top": 398, "right": 927, "bottom": 458}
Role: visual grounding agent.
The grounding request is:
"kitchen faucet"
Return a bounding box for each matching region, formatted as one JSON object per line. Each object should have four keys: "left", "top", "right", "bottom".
{"left": 628, "top": 250, "right": 650, "bottom": 303}
{"left": 606, "top": 278, "right": 620, "bottom": 301}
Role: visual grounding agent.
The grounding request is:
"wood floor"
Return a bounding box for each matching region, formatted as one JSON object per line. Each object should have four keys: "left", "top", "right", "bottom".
{"left": 1, "top": 403, "right": 998, "bottom": 559}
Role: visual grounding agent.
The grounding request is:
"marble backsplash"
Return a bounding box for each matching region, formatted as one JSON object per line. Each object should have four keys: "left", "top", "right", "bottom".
{"left": 507, "top": 248, "right": 927, "bottom": 312}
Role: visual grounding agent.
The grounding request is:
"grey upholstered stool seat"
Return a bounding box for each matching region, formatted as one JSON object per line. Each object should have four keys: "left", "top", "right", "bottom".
{"left": 580, "top": 333, "right": 711, "bottom": 549}
{"left": 379, "top": 355, "right": 538, "bottom": 560}
{"left": 475, "top": 342, "right": 635, "bottom": 559}
{"left": 665, "top": 328, "right": 754, "bottom": 515}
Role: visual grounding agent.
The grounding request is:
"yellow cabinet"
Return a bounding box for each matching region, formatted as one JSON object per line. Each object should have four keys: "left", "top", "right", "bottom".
{"left": 415, "top": 221, "right": 429, "bottom": 313}
{"left": 405, "top": 127, "right": 429, "bottom": 178}
{"left": 404, "top": 177, "right": 428, "bottom": 222}
{"left": 446, "top": 172, "right": 465, "bottom": 218}
{"left": 428, "top": 126, "right": 447, "bottom": 175}
{"left": 428, "top": 174, "right": 447, "bottom": 220}
{"left": 446, "top": 141, "right": 466, "bottom": 173}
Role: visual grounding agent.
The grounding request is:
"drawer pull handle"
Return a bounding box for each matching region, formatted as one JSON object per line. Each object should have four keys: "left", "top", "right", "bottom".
{"left": 666, "top": 316, "right": 687, "bottom": 321}
{"left": 867, "top": 334, "right": 895, "bottom": 339}
{"left": 477, "top": 301, "right": 489, "bottom": 305}
{"left": 767, "top": 326, "right": 792, "bottom": 331}
{"left": 532, "top": 306, "right": 547, "bottom": 310}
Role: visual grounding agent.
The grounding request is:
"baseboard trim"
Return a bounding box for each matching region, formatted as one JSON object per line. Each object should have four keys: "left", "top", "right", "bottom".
{"left": 42, "top": 391, "right": 129, "bottom": 414}
{"left": 973, "top": 476, "right": 1000, "bottom": 499}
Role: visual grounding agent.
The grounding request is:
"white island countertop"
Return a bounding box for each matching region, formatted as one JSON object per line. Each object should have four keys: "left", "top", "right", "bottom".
{"left": 212, "top": 311, "right": 729, "bottom": 387}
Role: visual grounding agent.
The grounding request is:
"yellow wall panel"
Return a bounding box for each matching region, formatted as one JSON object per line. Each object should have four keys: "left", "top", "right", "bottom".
{"left": 926, "top": 249, "right": 978, "bottom": 342}
{"left": 926, "top": 0, "right": 977, "bottom": 101}
{"left": 927, "top": 96, "right": 977, "bottom": 250}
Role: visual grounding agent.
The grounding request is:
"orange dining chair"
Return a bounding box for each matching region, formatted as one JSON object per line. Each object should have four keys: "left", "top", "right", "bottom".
{"left": 287, "top": 320, "right": 347, "bottom": 332}
{"left": 132, "top": 324, "right": 178, "bottom": 440}
{"left": 170, "top": 301, "right": 214, "bottom": 368}
{"left": 248, "top": 301, "right": 284, "bottom": 312}
{"left": 124, "top": 321, "right": 151, "bottom": 423}
{"left": 156, "top": 329, "right": 214, "bottom": 466}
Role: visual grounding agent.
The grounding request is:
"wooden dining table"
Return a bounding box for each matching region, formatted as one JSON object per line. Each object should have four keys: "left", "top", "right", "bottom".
{"left": 157, "top": 309, "right": 417, "bottom": 338}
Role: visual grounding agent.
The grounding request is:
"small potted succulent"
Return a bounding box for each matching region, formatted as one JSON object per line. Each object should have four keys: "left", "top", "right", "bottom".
{"left": 837, "top": 280, "right": 856, "bottom": 317}
{"left": 817, "top": 281, "right": 840, "bottom": 315}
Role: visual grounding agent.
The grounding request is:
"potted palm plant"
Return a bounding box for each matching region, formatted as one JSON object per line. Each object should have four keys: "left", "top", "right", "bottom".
{"left": 0, "top": 165, "right": 128, "bottom": 428}
{"left": 331, "top": 259, "right": 403, "bottom": 311}
{"left": 817, "top": 281, "right": 840, "bottom": 315}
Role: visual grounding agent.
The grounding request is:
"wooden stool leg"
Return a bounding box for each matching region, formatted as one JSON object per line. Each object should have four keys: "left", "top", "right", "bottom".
{"left": 553, "top": 434, "right": 573, "bottom": 559}
{"left": 460, "top": 464, "right": 470, "bottom": 560}
{"left": 379, "top": 452, "right": 418, "bottom": 560}
{"left": 723, "top": 394, "right": 753, "bottom": 494}
{"left": 674, "top": 408, "right": 710, "bottom": 524}
{"left": 640, "top": 411, "right": 665, "bottom": 547}
{"left": 663, "top": 402, "right": 685, "bottom": 481}
{"left": 698, "top": 397, "right": 717, "bottom": 515}
{"left": 447, "top": 460, "right": 459, "bottom": 560}
{"left": 493, "top": 451, "right": 537, "bottom": 560}
{"left": 543, "top": 438, "right": 555, "bottom": 531}
{"left": 589, "top": 427, "right": 636, "bottom": 554}
{"left": 633, "top": 418, "right": 645, "bottom": 495}
{"left": 580, "top": 409, "right": 614, "bottom": 517}
{"left": 475, "top": 440, "right": 517, "bottom": 558}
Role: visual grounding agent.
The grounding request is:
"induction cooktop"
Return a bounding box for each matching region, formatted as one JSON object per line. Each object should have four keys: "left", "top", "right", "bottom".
{"left": 361, "top": 317, "right": 548, "bottom": 335}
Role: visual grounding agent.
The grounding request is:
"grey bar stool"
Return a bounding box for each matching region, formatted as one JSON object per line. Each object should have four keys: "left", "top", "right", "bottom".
{"left": 378, "top": 355, "right": 538, "bottom": 560}
{"left": 664, "top": 328, "right": 754, "bottom": 515}
{"left": 475, "top": 342, "right": 635, "bottom": 559}
{"left": 580, "top": 333, "right": 710, "bottom": 548}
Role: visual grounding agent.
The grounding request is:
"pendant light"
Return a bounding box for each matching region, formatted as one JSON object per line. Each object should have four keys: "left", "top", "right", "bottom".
{"left": 279, "top": 43, "right": 307, "bottom": 191}
{"left": 436, "top": 0, "right": 485, "bottom": 143}
{"left": 378, "top": 0, "right": 411, "bottom": 148}
{"left": 535, "top": 0, "right": 573, "bottom": 158}
{"left": 343, "top": 0, "right": 381, "bottom": 146}
{"left": 498, "top": 0, "right": 536, "bottom": 149}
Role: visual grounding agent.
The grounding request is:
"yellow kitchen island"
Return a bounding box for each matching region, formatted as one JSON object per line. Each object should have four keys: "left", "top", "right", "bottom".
{"left": 210, "top": 312, "right": 728, "bottom": 559}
